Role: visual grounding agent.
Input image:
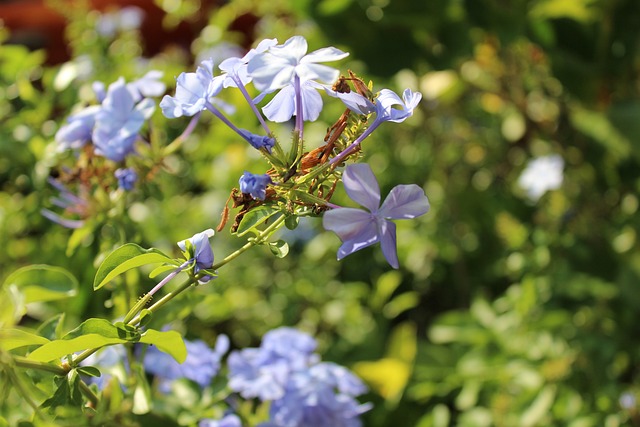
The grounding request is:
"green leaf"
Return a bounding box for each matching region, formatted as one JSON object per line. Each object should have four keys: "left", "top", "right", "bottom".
{"left": 139, "top": 329, "right": 187, "bottom": 363}
{"left": 41, "top": 371, "right": 82, "bottom": 411}
{"left": 235, "top": 206, "right": 279, "bottom": 236}
{"left": 27, "top": 319, "right": 136, "bottom": 362}
{"left": 0, "top": 328, "right": 50, "bottom": 351}
{"left": 268, "top": 240, "right": 290, "bottom": 258}
{"left": 138, "top": 309, "right": 153, "bottom": 328}
{"left": 65, "top": 221, "right": 96, "bottom": 257}
{"left": 94, "top": 244, "right": 172, "bottom": 290}
{"left": 285, "top": 215, "right": 299, "bottom": 230}
{"left": 76, "top": 366, "right": 101, "bottom": 378}
{"left": 4, "top": 265, "right": 78, "bottom": 303}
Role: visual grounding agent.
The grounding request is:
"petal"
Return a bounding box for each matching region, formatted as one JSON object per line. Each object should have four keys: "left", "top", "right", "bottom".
{"left": 326, "top": 90, "right": 375, "bottom": 115}
{"left": 402, "top": 88, "right": 422, "bottom": 111}
{"left": 295, "top": 62, "right": 340, "bottom": 84}
{"left": 248, "top": 48, "right": 296, "bottom": 91}
{"left": 160, "top": 95, "right": 183, "bottom": 118}
{"left": 301, "top": 46, "right": 349, "bottom": 64}
{"left": 342, "top": 163, "right": 381, "bottom": 212}
{"left": 300, "top": 82, "right": 323, "bottom": 122}
{"left": 262, "top": 85, "right": 296, "bottom": 122}
{"left": 378, "top": 219, "right": 399, "bottom": 269}
{"left": 269, "top": 35, "right": 308, "bottom": 61}
{"left": 323, "top": 208, "right": 379, "bottom": 260}
{"left": 378, "top": 184, "right": 430, "bottom": 219}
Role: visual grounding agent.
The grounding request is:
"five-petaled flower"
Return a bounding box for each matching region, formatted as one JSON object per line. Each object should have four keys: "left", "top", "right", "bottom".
{"left": 160, "top": 59, "right": 225, "bottom": 118}
{"left": 92, "top": 78, "right": 155, "bottom": 162}
{"left": 323, "top": 163, "right": 430, "bottom": 269}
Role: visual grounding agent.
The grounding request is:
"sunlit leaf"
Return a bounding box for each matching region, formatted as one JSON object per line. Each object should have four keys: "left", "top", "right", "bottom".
{"left": 139, "top": 329, "right": 186, "bottom": 363}
{"left": 235, "top": 206, "right": 280, "bottom": 237}
{"left": 94, "top": 244, "right": 172, "bottom": 290}
{"left": 0, "top": 328, "right": 50, "bottom": 351}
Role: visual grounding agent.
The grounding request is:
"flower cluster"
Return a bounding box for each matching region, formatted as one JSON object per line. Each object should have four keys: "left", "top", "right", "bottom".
{"left": 160, "top": 35, "right": 428, "bottom": 268}
{"left": 56, "top": 72, "right": 164, "bottom": 162}
{"left": 199, "top": 327, "right": 370, "bottom": 427}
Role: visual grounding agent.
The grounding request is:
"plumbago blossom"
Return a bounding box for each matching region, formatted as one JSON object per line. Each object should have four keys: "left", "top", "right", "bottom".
{"left": 323, "top": 164, "right": 430, "bottom": 269}
{"left": 226, "top": 327, "right": 370, "bottom": 427}
{"left": 518, "top": 154, "right": 564, "bottom": 201}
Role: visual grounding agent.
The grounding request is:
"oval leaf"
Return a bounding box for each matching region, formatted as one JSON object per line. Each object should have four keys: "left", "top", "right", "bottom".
{"left": 268, "top": 240, "right": 289, "bottom": 258}
{"left": 4, "top": 265, "right": 78, "bottom": 303}
{"left": 140, "top": 329, "right": 187, "bottom": 363}
{"left": 27, "top": 318, "right": 134, "bottom": 362}
{"left": 94, "top": 244, "right": 172, "bottom": 290}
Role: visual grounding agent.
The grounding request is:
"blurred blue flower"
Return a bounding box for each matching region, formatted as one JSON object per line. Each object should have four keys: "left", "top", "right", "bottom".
{"left": 55, "top": 105, "right": 100, "bottom": 151}
{"left": 115, "top": 167, "right": 138, "bottom": 191}
{"left": 247, "top": 36, "right": 348, "bottom": 93}
{"left": 178, "top": 229, "right": 216, "bottom": 283}
{"left": 199, "top": 414, "right": 242, "bottom": 427}
{"left": 96, "top": 6, "right": 144, "bottom": 37}
{"left": 127, "top": 70, "right": 166, "bottom": 102}
{"left": 92, "top": 78, "right": 155, "bottom": 162}
{"left": 228, "top": 327, "right": 318, "bottom": 401}
{"left": 322, "top": 163, "right": 430, "bottom": 268}
{"left": 518, "top": 154, "right": 564, "bottom": 201}
{"left": 239, "top": 172, "right": 273, "bottom": 201}
{"left": 144, "top": 334, "right": 229, "bottom": 393}
{"left": 41, "top": 177, "right": 90, "bottom": 229}
{"left": 160, "top": 59, "right": 224, "bottom": 118}
{"left": 260, "top": 363, "right": 371, "bottom": 427}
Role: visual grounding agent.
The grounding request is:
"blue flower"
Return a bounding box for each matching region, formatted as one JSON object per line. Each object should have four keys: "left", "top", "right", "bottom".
{"left": 239, "top": 172, "right": 273, "bottom": 201}
{"left": 92, "top": 78, "right": 155, "bottom": 162}
{"left": 200, "top": 414, "right": 242, "bottom": 427}
{"left": 178, "top": 229, "right": 216, "bottom": 283}
{"left": 247, "top": 36, "right": 348, "bottom": 93}
{"left": 322, "top": 163, "right": 430, "bottom": 269}
{"left": 55, "top": 105, "right": 100, "bottom": 151}
{"left": 260, "top": 363, "right": 371, "bottom": 427}
{"left": 228, "top": 327, "right": 318, "bottom": 401}
{"left": 214, "top": 38, "right": 278, "bottom": 89}
{"left": 160, "top": 59, "right": 225, "bottom": 118}
{"left": 144, "top": 334, "right": 229, "bottom": 393}
{"left": 114, "top": 167, "right": 137, "bottom": 191}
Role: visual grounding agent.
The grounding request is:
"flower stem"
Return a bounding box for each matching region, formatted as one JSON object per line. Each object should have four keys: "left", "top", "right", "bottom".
{"left": 212, "top": 214, "right": 286, "bottom": 270}
{"left": 233, "top": 75, "right": 272, "bottom": 135}
{"left": 163, "top": 112, "right": 201, "bottom": 156}
{"left": 205, "top": 101, "right": 256, "bottom": 146}
{"left": 329, "top": 120, "right": 380, "bottom": 166}
{"left": 13, "top": 356, "right": 66, "bottom": 375}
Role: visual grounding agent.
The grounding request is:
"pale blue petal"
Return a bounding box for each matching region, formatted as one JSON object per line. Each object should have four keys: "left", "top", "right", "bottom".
{"left": 322, "top": 208, "right": 379, "bottom": 260}
{"left": 262, "top": 85, "right": 296, "bottom": 122}
{"left": 159, "top": 95, "right": 183, "bottom": 118}
{"left": 301, "top": 46, "right": 349, "bottom": 64}
{"left": 378, "top": 219, "right": 399, "bottom": 269}
{"left": 342, "top": 163, "right": 381, "bottom": 212}
{"left": 300, "top": 82, "right": 323, "bottom": 122}
{"left": 269, "top": 35, "right": 307, "bottom": 61}
{"left": 247, "top": 53, "right": 295, "bottom": 91}
{"left": 328, "top": 90, "right": 375, "bottom": 115}
{"left": 295, "top": 62, "right": 340, "bottom": 84}
{"left": 135, "top": 97, "right": 156, "bottom": 120}
{"left": 378, "top": 184, "right": 430, "bottom": 219}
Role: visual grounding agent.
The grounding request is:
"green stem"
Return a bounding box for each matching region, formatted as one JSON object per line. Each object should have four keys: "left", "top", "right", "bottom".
{"left": 212, "top": 214, "right": 286, "bottom": 270}
{"left": 13, "top": 356, "right": 66, "bottom": 375}
{"left": 78, "top": 378, "right": 99, "bottom": 407}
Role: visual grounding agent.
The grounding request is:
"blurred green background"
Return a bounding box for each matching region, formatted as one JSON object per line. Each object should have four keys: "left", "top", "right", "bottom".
{"left": 1, "top": 0, "right": 640, "bottom": 425}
